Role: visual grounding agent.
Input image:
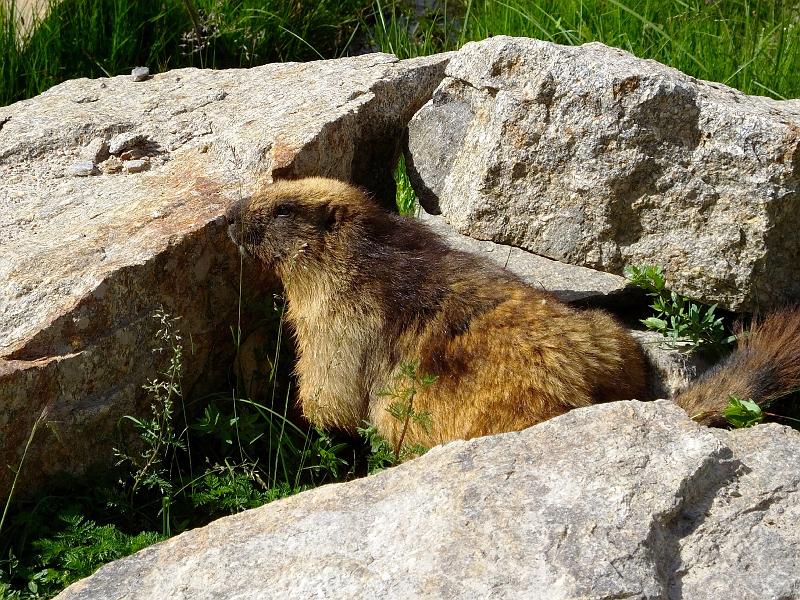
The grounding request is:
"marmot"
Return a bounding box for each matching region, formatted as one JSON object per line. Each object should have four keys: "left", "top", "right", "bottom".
{"left": 226, "top": 177, "right": 800, "bottom": 447}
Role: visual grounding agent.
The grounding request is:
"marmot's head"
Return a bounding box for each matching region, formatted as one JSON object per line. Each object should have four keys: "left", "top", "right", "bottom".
{"left": 226, "top": 177, "right": 373, "bottom": 275}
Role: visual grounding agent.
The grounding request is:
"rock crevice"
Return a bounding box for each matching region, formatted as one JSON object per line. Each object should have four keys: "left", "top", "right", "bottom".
{"left": 0, "top": 53, "right": 449, "bottom": 499}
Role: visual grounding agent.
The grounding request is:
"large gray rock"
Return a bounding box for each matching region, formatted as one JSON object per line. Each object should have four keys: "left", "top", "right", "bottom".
{"left": 407, "top": 36, "right": 800, "bottom": 312}
{"left": 418, "top": 210, "right": 631, "bottom": 304}
{"left": 0, "top": 53, "right": 447, "bottom": 498}
{"left": 56, "top": 401, "right": 800, "bottom": 600}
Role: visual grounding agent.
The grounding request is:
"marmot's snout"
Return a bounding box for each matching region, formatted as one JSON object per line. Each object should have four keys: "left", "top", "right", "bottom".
{"left": 225, "top": 198, "right": 247, "bottom": 249}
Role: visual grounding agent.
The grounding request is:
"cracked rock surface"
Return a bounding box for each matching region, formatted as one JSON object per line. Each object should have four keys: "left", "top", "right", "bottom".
{"left": 57, "top": 401, "right": 800, "bottom": 600}
{"left": 407, "top": 37, "right": 800, "bottom": 312}
{"left": 0, "top": 53, "right": 447, "bottom": 498}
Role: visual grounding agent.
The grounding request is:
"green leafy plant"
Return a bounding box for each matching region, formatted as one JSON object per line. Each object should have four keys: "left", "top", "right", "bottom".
{"left": 303, "top": 428, "right": 351, "bottom": 481}
{"left": 356, "top": 424, "right": 397, "bottom": 474}
{"left": 357, "top": 423, "right": 397, "bottom": 475}
{"left": 356, "top": 423, "right": 430, "bottom": 475}
{"left": 625, "top": 265, "right": 736, "bottom": 356}
{"left": 394, "top": 154, "right": 418, "bottom": 216}
{"left": 189, "top": 461, "right": 291, "bottom": 517}
{"left": 723, "top": 395, "right": 764, "bottom": 428}
{"left": 113, "top": 303, "right": 352, "bottom": 525}
{"left": 28, "top": 515, "right": 160, "bottom": 594}
{"left": 381, "top": 362, "right": 436, "bottom": 461}
{"left": 724, "top": 393, "right": 800, "bottom": 430}
{"left": 357, "top": 362, "right": 435, "bottom": 473}
{"left": 1, "top": 299, "right": 359, "bottom": 598}
{"left": 0, "top": 510, "right": 160, "bottom": 600}
{"left": 113, "top": 308, "right": 188, "bottom": 535}
{"left": 193, "top": 402, "right": 266, "bottom": 452}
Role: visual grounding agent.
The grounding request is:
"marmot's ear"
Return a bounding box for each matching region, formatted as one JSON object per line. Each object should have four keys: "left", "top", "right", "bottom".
{"left": 325, "top": 202, "right": 351, "bottom": 229}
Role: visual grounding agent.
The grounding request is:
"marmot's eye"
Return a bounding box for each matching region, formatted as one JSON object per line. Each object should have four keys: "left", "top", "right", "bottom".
{"left": 275, "top": 203, "right": 292, "bottom": 217}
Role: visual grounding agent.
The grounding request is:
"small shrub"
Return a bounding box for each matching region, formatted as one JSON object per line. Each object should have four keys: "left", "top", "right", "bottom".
{"left": 724, "top": 393, "right": 800, "bottom": 430}
{"left": 189, "top": 461, "right": 291, "bottom": 517}
{"left": 357, "top": 424, "right": 397, "bottom": 474}
{"left": 356, "top": 424, "right": 430, "bottom": 475}
{"left": 303, "top": 428, "right": 351, "bottom": 481}
{"left": 113, "top": 308, "right": 188, "bottom": 535}
{"left": 0, "top": 303, "right": 362, "bottom": 598}
{"left": 112, "top": 308, "right": 350, "bottom": 536}
{"left": 0, "top": 507, "right": 161, "bottom": 600}
{"left": 27, "top": 515, "right": 161, "bottom": 595}
{"left": 625, "top": 265, "right": 735, "bottom": 356}
{"left": 357, "top": 362, "right": 435, "bottom": 474}
{"left": 723, "top": 395, "right": 764, "bottom": 428}
{"left": 379, "top": 362, "right": 436, "bottom": 461}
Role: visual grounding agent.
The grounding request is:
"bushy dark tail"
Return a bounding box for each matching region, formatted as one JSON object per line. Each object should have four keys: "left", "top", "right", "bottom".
{"left": 675, "top": 308, "right": 800, "bottom": 426}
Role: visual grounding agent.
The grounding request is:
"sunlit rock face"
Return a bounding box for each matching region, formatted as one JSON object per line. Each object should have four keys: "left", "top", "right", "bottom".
{"left": 408, "top": 36, "right": 800, "bottom": 312}
{"left": 0, "top": 53, "right": 447, "bottom": 498}
{"left": 58, "top": 401, "right": 800, "bottom": 600}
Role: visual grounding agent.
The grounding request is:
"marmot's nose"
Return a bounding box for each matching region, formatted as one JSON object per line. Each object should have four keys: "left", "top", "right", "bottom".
{"left": 225, "top": 198, "right": 244, "bottom": 225}
{"left": 225, "top": 198, "right": 248, "bottom": 247}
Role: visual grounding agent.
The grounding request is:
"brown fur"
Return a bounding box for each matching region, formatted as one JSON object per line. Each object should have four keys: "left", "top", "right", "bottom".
{"left": 226, "top": 177, "right": 800, "bottom": 446}
{"left": 675, "top": 309, "right": 800, "bottom": 425}
{"left": 226, "top": 177, "right": 649, "bottom": 447}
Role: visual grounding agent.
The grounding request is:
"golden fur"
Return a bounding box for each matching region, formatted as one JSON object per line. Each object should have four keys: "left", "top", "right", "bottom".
{"left": 227, "top": 177, "right": 800, "bottom": 446}
{"left": 676, "top": 309, "right": 800, "bottom": 425}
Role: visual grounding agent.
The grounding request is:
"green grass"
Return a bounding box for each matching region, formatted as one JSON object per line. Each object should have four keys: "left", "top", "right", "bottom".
{"left": 369, "top": 0, "right": 800, "bottom": 99}
{"left": 0, "top": 303, "right": 429, "bottom": 597}
{"left": 3, "top": 1, "right": 798, "bottom": 106}
{"left": 393, "top": 154, "right": 419, "bottom": 215}
{"left": 0, "top": 0, "right": 369, "bottom": 105}
{"left": 470, "top": 0, "right": 800, "bottom": 99}
{"left": 367, "top": 0, "right": 455, "bottom": 59}
{"left": 0, "top": 305, "right": 358, "bottom": 598}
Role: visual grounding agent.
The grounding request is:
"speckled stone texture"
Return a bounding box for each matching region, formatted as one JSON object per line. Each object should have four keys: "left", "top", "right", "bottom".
{"left": 57, "top": 401, "right": 800, "bottom": 600}
{"left": 407, "top": 36, "right": 800, "bottom": 312}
